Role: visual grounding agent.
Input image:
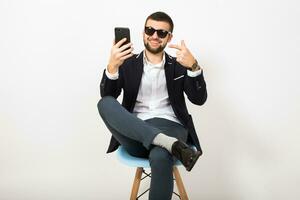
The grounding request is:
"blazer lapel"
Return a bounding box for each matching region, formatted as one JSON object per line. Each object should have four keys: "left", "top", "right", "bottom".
{"left": 164, "top": 52, "right": 175, "bottom": 97}
{"left": 129, "top": 51, "right": 144, "bottom": 111}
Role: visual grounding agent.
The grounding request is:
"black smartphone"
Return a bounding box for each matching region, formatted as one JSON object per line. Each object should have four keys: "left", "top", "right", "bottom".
{"left": 114, "top": 27, "right": 131, "bottom": 47}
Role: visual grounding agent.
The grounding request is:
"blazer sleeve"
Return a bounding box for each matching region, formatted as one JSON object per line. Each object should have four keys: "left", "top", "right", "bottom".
{"left": 183, "top": 71, "right": 207, "bottom": 105}
{"left": 100, "top": 69, "right": 123, "bottom": 98}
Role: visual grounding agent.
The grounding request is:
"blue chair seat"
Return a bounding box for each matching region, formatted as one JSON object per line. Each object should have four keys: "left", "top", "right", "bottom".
{"left": 116, "top": 145, "right": 182, "bottom": 168}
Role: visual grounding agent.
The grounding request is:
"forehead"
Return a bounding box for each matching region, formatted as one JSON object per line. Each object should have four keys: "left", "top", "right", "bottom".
{"left": 145, "top": 19, "right": 171, "bottom": 31}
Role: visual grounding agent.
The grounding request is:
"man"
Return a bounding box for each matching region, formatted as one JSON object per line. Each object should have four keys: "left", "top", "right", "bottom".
{"left": 97, "top": 11, "right": 207, "bottom": 200}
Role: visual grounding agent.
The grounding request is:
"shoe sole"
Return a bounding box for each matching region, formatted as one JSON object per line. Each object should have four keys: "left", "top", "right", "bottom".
{"left": 186, "top": 151, "right": 201, "bottom": 171}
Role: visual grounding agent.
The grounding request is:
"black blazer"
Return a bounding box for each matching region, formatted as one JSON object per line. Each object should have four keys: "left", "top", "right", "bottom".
{"left": 100, "top": 51, "right": 207, "bottom": 153}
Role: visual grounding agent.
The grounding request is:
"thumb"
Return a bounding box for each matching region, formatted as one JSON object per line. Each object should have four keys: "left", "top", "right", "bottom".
{"left": 168, "top": 44, "right": 181, "bottom": 50}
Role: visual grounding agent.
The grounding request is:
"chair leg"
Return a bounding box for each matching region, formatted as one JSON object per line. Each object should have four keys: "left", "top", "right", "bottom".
{"left": 173, "top": 166, "right": 189, "bottom": 200}
{"left": 130, "top": 167, "right": 143, "bottom": 200}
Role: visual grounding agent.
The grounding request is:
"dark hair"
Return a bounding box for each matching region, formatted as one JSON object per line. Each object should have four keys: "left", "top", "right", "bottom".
{"left": 145, "top": 11, "right": 174, "bottom": 33}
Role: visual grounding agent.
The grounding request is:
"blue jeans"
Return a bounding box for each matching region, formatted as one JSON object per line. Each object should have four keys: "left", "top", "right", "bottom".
{"left": 98, "top": 96, "right": 188, "bottom": 200}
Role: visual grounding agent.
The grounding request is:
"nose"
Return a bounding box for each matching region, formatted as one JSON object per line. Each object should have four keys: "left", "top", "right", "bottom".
{"left": 151, "top": 31, "right": 159, "bottom": 39}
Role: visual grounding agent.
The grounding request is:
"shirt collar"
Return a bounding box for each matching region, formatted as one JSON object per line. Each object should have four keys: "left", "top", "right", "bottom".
{"left": 143, "top": 51, "right": 166, "bottom": 68}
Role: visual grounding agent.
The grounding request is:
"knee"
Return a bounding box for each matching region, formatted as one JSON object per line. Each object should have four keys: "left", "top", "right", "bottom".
{"left": 149, "top": 147, "right": 173, "bottom": 169}
{"left": 97, "top": 96, "right": 115, "bottom": 113}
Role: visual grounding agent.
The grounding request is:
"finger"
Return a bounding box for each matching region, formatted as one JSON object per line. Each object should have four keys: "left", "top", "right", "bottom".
{"left": 181, "top": 40, "right": 186, "bottom": 48}
{"left": 119, "top": 47, "right": 134, "bottom": 57}
{"left": 168, "top": 44, "right": 182, "bottom": 50}
{"left": 120, "top": 52, "right": 134, "bottom": 61}
{"left": 176, "top": 57, "right": 182, "bottom": 62}
{"left": 119, "top": 42, "right": 132, "bottom": 52}
{"left": 115, "top": 38, "right": 127, "bottom": 48}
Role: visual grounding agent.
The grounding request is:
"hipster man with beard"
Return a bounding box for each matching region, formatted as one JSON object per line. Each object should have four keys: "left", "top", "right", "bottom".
{"left": 97, "top": 11, "right": 207, "bottom": 200}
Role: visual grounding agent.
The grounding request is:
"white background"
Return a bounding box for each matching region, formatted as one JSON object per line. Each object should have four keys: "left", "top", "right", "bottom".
{"left": 0, "top": 0, "right": 299, "bottom": 199}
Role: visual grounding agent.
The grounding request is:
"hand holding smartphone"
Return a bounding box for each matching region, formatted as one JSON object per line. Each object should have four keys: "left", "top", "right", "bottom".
{"left": 107, "top": 27, "right": 133, "bottom": 74}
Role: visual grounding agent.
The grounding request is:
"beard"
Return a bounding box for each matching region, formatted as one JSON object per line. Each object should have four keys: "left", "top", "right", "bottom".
{"left": 144, "top": 39, "right": 167, "bottom": 54}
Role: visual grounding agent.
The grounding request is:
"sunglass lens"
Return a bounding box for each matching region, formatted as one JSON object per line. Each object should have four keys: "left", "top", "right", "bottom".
{"left": 145, "top": 27, "right": 155, "bottom": 36}
{"left": 157, "top": 30, "right": 168, "bottom": 38}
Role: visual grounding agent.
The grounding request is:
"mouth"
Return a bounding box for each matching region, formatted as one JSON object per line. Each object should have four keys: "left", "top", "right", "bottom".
{"left": 149, "top": 40, "right": 161, "bottom": 47}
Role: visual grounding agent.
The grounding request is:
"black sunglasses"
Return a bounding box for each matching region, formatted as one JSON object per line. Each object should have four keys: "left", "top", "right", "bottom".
{"left": 144, "top": 26, "right": 171, "bottom": 38}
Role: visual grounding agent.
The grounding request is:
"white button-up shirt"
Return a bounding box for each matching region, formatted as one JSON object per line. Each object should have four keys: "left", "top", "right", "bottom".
{"left": 105, "top": 51, "right": 202, "bottom": 125}
{"left": 133, "top": 53, "right": 182, "bottom": 123}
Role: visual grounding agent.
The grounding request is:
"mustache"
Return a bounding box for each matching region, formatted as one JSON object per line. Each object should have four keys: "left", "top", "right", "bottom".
{"left": 148, "top": 38, "right": 162, "bottom": 43}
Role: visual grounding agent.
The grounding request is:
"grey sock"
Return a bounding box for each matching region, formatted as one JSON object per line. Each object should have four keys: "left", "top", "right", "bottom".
{"left": 152, "top": 133, "right": 178, "bottom": 153}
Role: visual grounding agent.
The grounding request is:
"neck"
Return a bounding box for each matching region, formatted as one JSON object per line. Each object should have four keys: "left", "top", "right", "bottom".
{"left": 144, "top": 49, "right": 164, "bottom": 64}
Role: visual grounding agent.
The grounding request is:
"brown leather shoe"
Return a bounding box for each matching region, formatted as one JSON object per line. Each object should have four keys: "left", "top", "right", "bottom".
{"left": 171, "top": 141, "right": 202, "bottom": 171}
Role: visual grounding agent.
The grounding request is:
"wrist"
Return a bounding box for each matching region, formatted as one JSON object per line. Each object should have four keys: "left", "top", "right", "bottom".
{"left": 191, "top": 65, "right": 201, "bottom": 72}
{"left": 188, "top": 59, "right": 201, "bottom": 72}
{"left": 107, "top": 64, "right": 118, "bottom": 74}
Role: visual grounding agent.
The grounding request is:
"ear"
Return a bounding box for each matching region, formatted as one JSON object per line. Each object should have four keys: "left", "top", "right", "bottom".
{"left": 167, "top": 34, "right": 173, "bottom": 43}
